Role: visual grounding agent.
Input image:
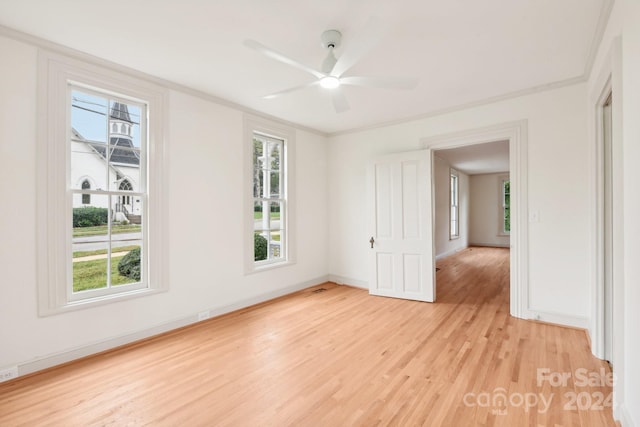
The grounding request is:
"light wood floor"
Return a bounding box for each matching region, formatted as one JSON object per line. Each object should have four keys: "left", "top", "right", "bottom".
{"left": 0, "top": 247, "right": 614, "bottom": 426}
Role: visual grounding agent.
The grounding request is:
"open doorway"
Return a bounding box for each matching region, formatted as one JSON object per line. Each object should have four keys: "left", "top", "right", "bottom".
{"left": 432, "top": 141, "right": 510, "bottom": 303}
{"left": 366, "top": 122, "right": 528, "bottom": 317}
{"left": 432, "top": 140, "right": 510, "bottom": 260}
{"left": 421, "top": 120, "right": 528, "bottom": 319}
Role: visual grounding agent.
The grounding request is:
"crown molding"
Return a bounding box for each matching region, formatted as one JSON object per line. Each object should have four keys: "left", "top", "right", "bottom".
{"left": 328, "top": 76, "right": 586, "bottom": 138}
{"left": 0, "top": 24, "right": 328, "bottom": 138}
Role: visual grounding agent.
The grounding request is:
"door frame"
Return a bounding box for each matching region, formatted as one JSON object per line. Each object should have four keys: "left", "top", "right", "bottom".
{"left": 420, "top": 120, "right": 529, "bottom": 319}
{"left": 589, "top": 36, "right": 623, "bottom": 362}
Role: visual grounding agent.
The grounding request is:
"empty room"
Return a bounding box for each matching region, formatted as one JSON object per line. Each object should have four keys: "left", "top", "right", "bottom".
{"left": 1, "top": 0, "right": 639, "bottom": 425}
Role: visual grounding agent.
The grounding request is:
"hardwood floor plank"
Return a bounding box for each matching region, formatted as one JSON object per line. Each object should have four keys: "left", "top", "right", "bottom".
{"left": 0, "top": 247, "right": 614, "bottom": 426}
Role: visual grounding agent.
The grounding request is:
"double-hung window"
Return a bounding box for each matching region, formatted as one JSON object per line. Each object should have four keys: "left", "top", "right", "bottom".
{"left": 253, "top": 133, "right": 286, "bottom": 264}
{"left": 450, "top": 170, "right": 459, "bottom": 239}
{"left": 245, "top": 116, "right": 295, "bottom": 272}
{"left": 70, "top": 86, "right": 146, "bottom": 297}
{"left": 38, "top": 51, "right": 168, "bottom": 315}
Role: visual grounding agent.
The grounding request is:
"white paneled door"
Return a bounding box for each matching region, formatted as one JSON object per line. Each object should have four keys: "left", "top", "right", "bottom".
{"left": 368, "top": 150, "right": 435, "bottom": 302}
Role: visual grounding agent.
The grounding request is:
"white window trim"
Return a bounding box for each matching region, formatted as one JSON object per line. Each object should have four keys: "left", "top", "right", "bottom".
{"left": 243, "top": 115, "right": 296, "bottom": 274}
{"left": 449, "top": 169, "right": 459, "bottom": 240}
{"left": 498, "top": 174, "right": 511, "bottom": 236}
{"left": 37, "top": 50, "right": 170, "bottom": 316}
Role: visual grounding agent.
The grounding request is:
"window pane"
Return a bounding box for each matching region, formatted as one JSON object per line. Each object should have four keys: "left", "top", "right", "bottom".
{"left": 108, "top": 149, "right": 141, "bottom": 189}
{"left": 269, "top": 231, "right": 283, "bottom": 259}
{"left": 111, "top": 197, "right": 143, "bottom": 240}
{"left": 253, "top": 166, "right": 265, "bottom": 198}
{"left": 73, "top": 241, "right": 108, "bottom": 292}
{"left": 254, "top": 232, "right": 268, "bottom": 261}
{"left": 109, "top": 100, "right": 142, "bottom": 148}
{"left": 73, "top": 194, "right": 109, "bottom": 238}
{"left": 71, "top": 90, "right": 107, "bottom": 144}
{"left": 269, "top": 172, "right": 280, "bottom": 198}
{"left": 254, "top": 200, "right": 268, "bottom": 231}
{"left": 71, "top": 149, "right": 106, "bottom": 191}
{"left": 269, "top": 201, "right": 283, "bottom": 230}
{"left": 269, "top": 141, "right": 281, "bottom": 172}
{"left": 109, "top": 168, "right": 141, "bottom": 194}
{"left": 253, "top": 138, "right": 264, "bottom": 169}
{"left": 450, "top": 176, "right": 458, "bottom": 204}
{"left": 504, "top": 207, "right": 511, "bottom": 232}
{"left": 112, "top": 242, "right": 142, "bottom": 286}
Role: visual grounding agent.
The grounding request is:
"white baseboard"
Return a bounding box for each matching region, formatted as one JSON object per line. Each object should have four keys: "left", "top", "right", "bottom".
{"left": 469, "top": 242, "right": 510, "bottom": 248}
{"left": 616, "top": 403, "right": 635, "bottom": 427}
{"left": 329, "top": 274, "right": 368, "bottom": 289}
{"left": 526, "top": 309, "right": 590, "bottom": 330}
{"left": 17, "top": 275, "right": 330, "bottom": 378}
{"left": 435, "top": 245, "right": 468, "bottom": 260}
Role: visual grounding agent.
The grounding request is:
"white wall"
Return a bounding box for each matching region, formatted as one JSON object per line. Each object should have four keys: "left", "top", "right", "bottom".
{"left": 0, "top": 35, "right": 329, "bottom": 372}
{"left": 469, "top": 173, "right": 511, "bottom": 247}
{"left": 621, "top": 1, "right": 640, "bottom": 424}
{"left": 328, "top": 83, "right": 590, "bottom": 323}
{"left": 433, "top": 155, "right": 468, "bottom": 258}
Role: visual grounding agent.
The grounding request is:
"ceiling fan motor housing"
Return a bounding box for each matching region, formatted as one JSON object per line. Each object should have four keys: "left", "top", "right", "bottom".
{"left": 321, "top": 29, "right": 342, "bottom": 49}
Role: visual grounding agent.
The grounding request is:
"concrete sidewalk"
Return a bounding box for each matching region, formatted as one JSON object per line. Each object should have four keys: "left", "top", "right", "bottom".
{"left": 72, "top": 251, "right": 130, "bottom": 263}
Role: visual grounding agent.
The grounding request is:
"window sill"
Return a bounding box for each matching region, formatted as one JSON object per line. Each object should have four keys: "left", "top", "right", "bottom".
{"left": 246, "top": 259, "right": 296, "bottom": 275}
{"left": 39, "top": 287, "right": 167, "bottom": 317}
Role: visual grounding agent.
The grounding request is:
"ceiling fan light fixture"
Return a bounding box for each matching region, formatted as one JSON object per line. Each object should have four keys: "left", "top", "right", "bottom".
{"left": 320, "top": 76, "right": 341, "bottom": 89}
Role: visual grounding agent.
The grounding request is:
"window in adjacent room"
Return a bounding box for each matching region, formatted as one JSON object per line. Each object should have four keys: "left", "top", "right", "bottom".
{"left": 450, "top": 170, "right": 459, "bottom": 239}
{"left": 501, "top": 177, "right": 511, "bottom": 234}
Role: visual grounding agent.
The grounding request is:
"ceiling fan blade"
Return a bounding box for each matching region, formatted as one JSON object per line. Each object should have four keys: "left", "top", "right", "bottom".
{"left": 331, "top": 17, "right": 385, "bottom": 77}
{"left": 331, "top": 88, "right": 350, "bottom": 113}
{"left": 340, "top": 76, "right": 419, "bottom": 90}
{"left": 263, "top": 81, "right": 319, "bottom": 99}
{"left": 244, "top": 39, "right": 325, "bottom": 79}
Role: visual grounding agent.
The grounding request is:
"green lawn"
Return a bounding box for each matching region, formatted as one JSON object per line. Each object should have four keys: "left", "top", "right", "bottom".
{"left": 73, "top": 256, "right": 136, "bottom": 292}
{"left": 73, "top": 224, "right": 141, "bottom": 238}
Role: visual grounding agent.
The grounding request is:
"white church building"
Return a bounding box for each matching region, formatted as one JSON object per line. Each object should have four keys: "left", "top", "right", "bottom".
{"left": 71, "top": 99, "right": 142, "bottom": 223}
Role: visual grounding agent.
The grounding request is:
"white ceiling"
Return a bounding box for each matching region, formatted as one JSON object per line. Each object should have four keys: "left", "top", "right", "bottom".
{"left": 435, "top": 140, "right": 509, "bottom": 175}
{"left": 0, "top": 0, "right": 608, "bottom": 134}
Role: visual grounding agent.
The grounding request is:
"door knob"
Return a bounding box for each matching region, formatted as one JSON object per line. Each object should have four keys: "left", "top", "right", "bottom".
{"left": 369, "top": 237, "right": 375, "bottom": 248}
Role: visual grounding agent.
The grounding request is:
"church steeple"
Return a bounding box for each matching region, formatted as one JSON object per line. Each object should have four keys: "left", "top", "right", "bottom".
{"left": 108, "top": 102, "right": 139, "bottom": 165}
{"left": 110, "top": 102, "right": 133, "bottom": 139}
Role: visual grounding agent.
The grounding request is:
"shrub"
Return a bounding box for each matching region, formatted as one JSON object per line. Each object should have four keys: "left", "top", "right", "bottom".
{"left": 73, "top": 207, "right": 108, "bottom": 227}
{"left": 118, "top": 248, "right": 141, "bottom": 280}
{"left": 254, "top": 233, "right": 268, "bottom": 261}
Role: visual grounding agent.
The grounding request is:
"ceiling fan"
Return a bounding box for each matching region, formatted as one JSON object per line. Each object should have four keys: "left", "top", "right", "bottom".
{"left": 244, "top": 19, "right": 418, "bottom": 113}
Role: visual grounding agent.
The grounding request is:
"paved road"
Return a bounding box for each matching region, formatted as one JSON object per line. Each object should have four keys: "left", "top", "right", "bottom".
{"left": 73, "top": 232, "right": 141, "bottom": 252}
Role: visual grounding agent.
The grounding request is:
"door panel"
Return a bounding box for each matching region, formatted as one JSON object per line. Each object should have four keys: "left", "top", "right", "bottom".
{"left": 368, "top": 150, "right": 434, "bottom": 302}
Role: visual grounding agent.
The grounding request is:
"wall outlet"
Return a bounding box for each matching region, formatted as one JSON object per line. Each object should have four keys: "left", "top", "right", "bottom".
{"left": 0, "top": 366, "right": 18, "bottom": 383}
{"left": 197, "top": 310, "right": 210, "bottom": 321}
